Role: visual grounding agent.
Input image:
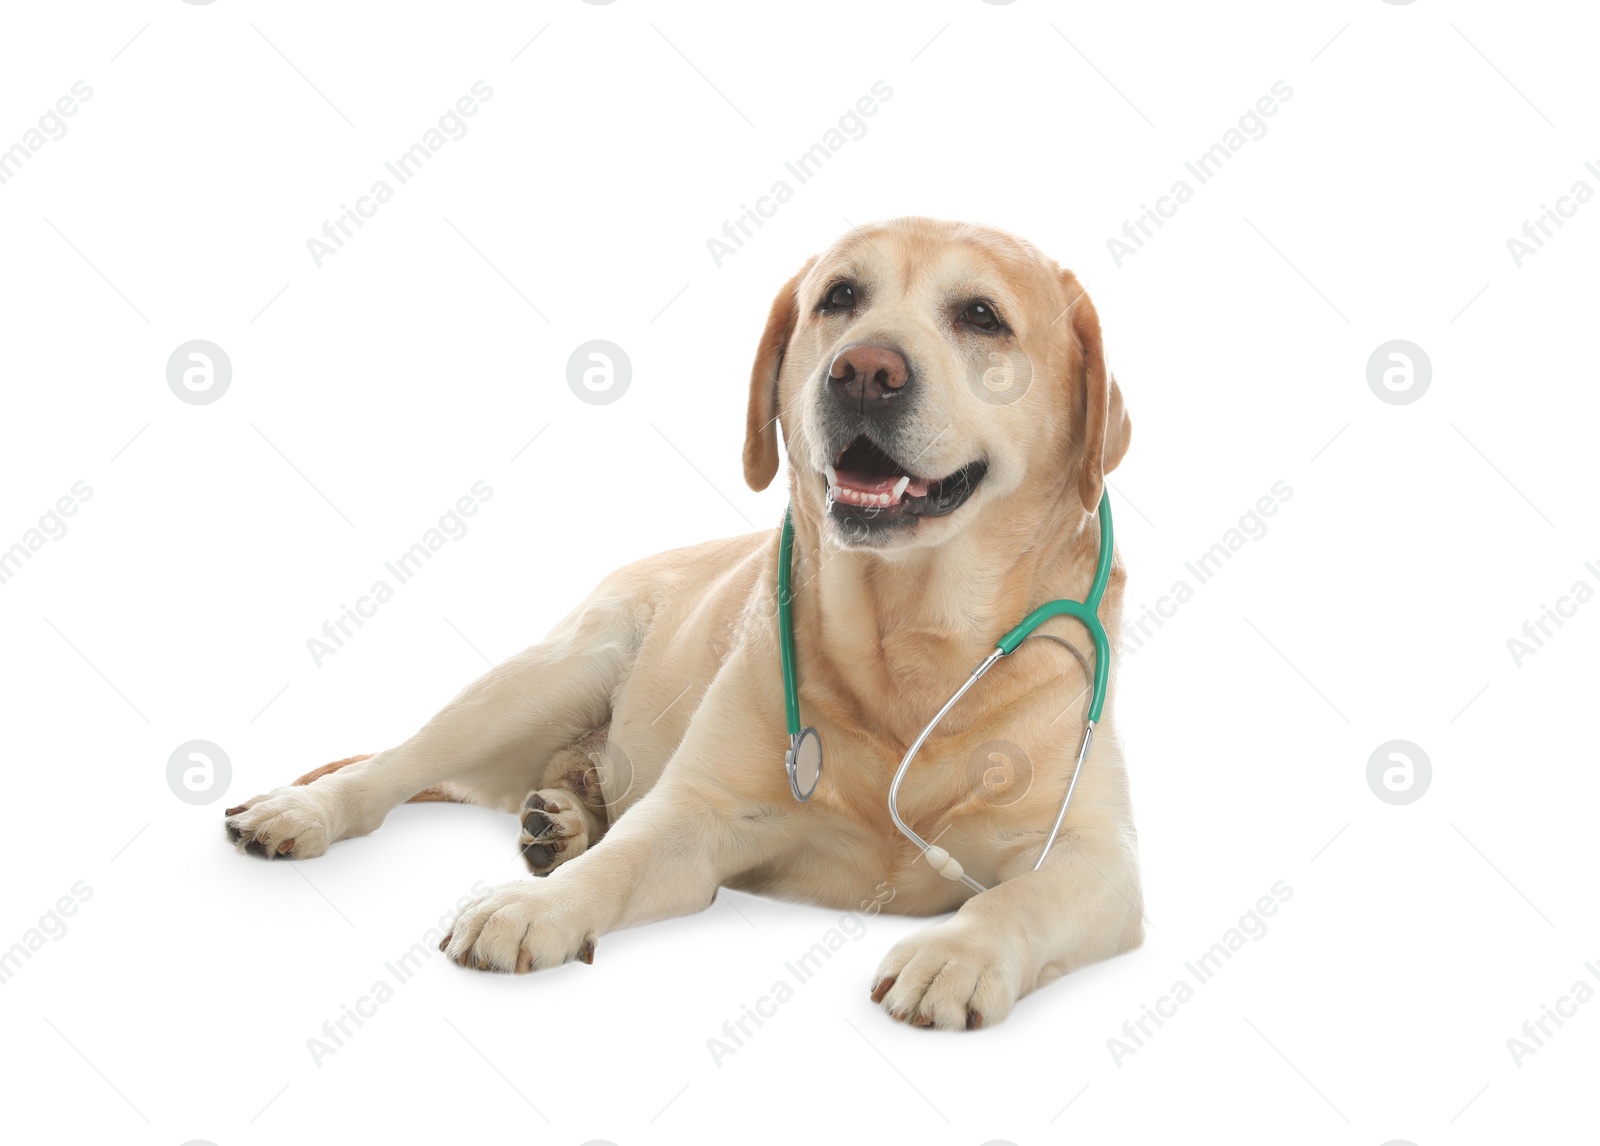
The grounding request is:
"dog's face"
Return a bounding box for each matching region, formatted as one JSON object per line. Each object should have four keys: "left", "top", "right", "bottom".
{"left": 744, "top": 218, "right": 1130, "bottom": 551}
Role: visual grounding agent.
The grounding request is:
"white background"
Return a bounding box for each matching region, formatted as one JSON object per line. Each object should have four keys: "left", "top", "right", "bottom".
{"left": 1, "top": 1, "right": 1596, "bottom": 1143}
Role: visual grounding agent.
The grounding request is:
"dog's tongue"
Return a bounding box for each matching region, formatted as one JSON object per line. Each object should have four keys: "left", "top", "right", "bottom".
{"left": 835, "top": 470, "right": 930, "bottom": 498}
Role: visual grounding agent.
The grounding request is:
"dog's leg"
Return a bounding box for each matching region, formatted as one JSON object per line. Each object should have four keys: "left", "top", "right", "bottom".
{"left": 442, "top": 778, "right": 766, "bottom": 971}
{"left": 440, "top": 669, "right": 796, "bottom": 972}
{"left": 223, "top": 599, "right": 636, "bottom": 859}
{"left": 870, "top": 732, "right": 1144, "bottom": 1030}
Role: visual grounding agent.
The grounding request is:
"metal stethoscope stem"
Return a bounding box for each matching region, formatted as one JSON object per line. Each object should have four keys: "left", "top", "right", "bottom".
{"left": 886, "top": 647, "right": 1097, "bottom": 894}
{"left": 885, "top": 492, "right": 1114, "bottom": 892}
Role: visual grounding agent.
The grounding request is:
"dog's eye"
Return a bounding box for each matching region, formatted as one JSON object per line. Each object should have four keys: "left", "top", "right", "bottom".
{"left": 820, "top": 282, "right": 856, "bottom": 312}
{"left": 960, "top": 300, "right": 1005, "bottom": 333}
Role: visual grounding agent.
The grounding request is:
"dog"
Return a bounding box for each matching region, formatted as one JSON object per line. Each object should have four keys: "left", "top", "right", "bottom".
{"left": 225, "top": 217, "right": 1141, "bottom": 1030}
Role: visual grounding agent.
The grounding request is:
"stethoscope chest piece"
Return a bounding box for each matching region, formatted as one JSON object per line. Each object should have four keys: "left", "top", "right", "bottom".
{"left": 786, "top": 726, "right": 823, "bottom": 801}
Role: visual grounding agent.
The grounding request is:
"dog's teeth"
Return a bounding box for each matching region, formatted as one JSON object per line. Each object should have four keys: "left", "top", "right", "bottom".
{"left": 825, "top": 465, "right": 838, "bottom": 488}
{"left": 891, "top": 476, "right": 910, "bottom": 502}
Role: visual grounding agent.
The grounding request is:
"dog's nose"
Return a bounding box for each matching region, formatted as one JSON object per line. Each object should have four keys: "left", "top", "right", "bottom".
{"left": 829, "top": 343, "right": 908, "bottom": 403}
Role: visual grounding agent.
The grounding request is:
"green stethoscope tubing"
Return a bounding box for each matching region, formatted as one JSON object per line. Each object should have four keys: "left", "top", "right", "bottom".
{"left": 778, "top": 505, "right": 804, "bottom": 738}
{"left": 995, "top": 490, "right": 1113, "bottom": 721}
{"left": 778, "top": 493, "right": 1115, "bottom": 893}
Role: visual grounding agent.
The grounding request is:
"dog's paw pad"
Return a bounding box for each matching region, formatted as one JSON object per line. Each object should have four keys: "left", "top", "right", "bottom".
{"left": 518, "top": 789, "right": 590, "bottom": 875}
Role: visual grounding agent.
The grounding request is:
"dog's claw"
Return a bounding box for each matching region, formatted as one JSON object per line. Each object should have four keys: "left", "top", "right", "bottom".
{"left": 579, "top": 936, "right": 596, "bottom": 964}
{"left": 871, "top": 976, "right": 896, "bottom": 1003}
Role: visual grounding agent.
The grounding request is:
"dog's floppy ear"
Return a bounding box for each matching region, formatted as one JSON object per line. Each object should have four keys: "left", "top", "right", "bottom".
{"left": 743, "top": 258, "right": 815, "bottom": 492}
{"left": 1060, "top": 270, "right": 1132, "bottom": 513}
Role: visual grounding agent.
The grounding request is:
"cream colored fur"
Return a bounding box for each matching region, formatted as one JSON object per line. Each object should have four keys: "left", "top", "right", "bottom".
{"left": 224, "top": 217, "right": 1142, "bottom": 1030}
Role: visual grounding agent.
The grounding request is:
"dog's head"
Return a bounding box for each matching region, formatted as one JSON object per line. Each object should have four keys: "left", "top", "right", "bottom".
{"left": 744, "top": 217, "right": 1130, "bottom": 551}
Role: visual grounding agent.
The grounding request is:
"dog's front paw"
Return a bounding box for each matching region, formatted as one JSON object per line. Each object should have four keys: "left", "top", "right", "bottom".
{"left": 870, "top": 919, "right": 1023, "bottom": 1030}
{"left": 442, "top": 882, "right": 597, "bottom": 974}
{"left": 224, "top": 786, "right": 336, "bottom": 859}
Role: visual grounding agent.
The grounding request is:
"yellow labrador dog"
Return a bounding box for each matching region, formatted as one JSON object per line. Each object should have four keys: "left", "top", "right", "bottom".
{"left": 226, "top": 217, "right": 1141, "bottom": 1030}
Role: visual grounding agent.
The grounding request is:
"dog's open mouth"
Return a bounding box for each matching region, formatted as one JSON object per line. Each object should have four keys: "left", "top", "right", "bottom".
{"left": 824, "top": 437, "right": 988, "bottom": 523}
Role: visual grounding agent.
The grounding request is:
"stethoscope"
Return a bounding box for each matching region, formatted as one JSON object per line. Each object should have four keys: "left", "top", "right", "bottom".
{"left": 779, "top": 492, "right": 1114, "bottom": 894}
